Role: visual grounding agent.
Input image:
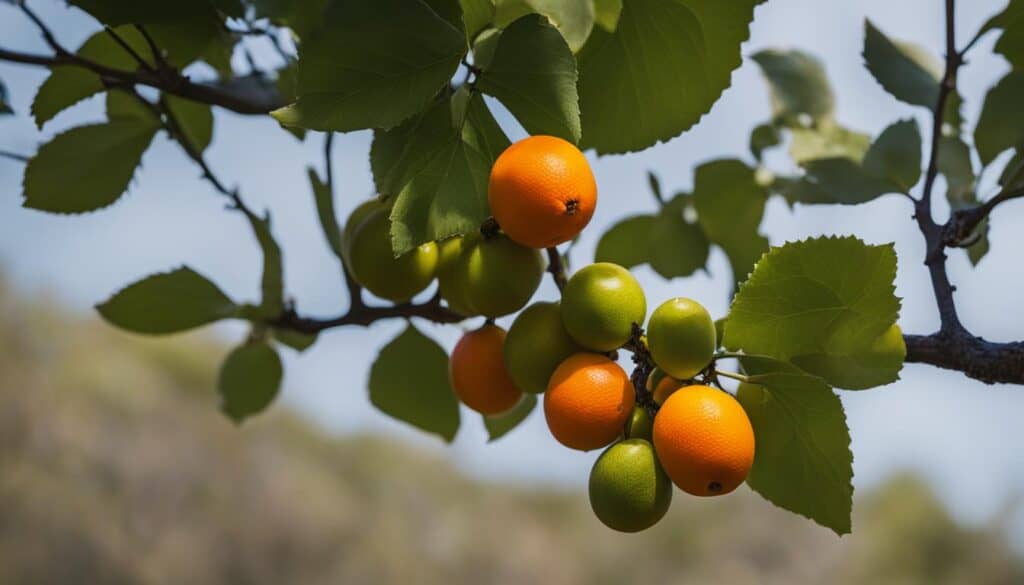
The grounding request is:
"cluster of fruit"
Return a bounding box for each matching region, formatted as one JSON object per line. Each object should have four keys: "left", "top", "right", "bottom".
{"left": 347, "top": 135, "right": 756, "bottom": 533}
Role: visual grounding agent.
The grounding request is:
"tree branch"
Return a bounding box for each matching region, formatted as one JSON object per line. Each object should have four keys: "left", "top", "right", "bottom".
{"left": 0, "top": 149, "right": 30, "bottom": 163}
{"left": 545, "top": 246, "right": 568, "bottom": 291}
{"left": 904, "top": 333, "right": 1024, "bottom": 384}
{"left": 897, "top": 0, "right": 1024, "bottom": 385}
{"left": 271, "top": 293, "right": 464, "bottom": 333}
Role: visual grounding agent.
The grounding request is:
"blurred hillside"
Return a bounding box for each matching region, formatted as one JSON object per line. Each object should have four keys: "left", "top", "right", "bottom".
{"left": 0, "top": 280, "right": 1021, "bottom": 585}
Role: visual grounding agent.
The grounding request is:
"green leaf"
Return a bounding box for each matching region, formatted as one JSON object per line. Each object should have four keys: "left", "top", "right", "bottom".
{"left": 692, "top": 159, "right": 769, "bottom": 286}
{"left": 982, "top": 0, "right": 1024, "bottom": 69}
{"left": 862, "top": 19, "right": 942, "bottom": 108}
{"left": 594, "top": 215, "right": 656, "bottom": 268}
{"left": 736, "top": 355, "right": 853, "bottom": 535}
{"left": 789, "top": 123, "right": 870, "bottom": 165}
{"left": 23, "top": 119, "right": 159, "bottom": 213}
{"left": 96, "top": 267, "right": 238, "bottom": 334}
{"left": 938, "top": 136, "right": 990, "bottom": 266}
{"left": 494, "top": 0, "right": 595, "bottom": 52}
{"left": 31, "top": 26, "right": 215, "bottom": 128}
{"left": 789, "top": 324, "right": 906, "bottom": 390}
{"left": 307, "top": 168, "right": 344, "bottom": 261}
{"left": 576, "top": 0, "right": 762, "bottom": 154}
{"left": 164, "top": 95, "right": 214, "bottom": 153}
{"left": 750, "top": 123, "right": 781, "bottom": 161}
{"left": 476, "top": 14, "right": 581, "bottom": 143}
{"left": 648, "top": 209, "right": 709, "bottom": 279}
{"left": 0, "top": 80, "right": 12, "bottom": 115}
{"left": 369, "top": 324, "right": 461, "bottom": 442}
{"left": 218, "top": 339, "right": 283, "bottom": 423}
{"left": 460, "top": 0, "right": 496, "bottom": 40}
{"left": 242, "top": 211, "right": 285, "bottom": 318}
{"left": 975, "top": 71, "right": 1024, "bottom": 165}
{"left": 788, "top": 158, "right": 898, "bottom": 205}
{"left": 271, "top": 0, "right": 466, "bottom": 132}
{"left": 105, "top": 90, "right": 157, "bottom": 123}
{"left": 751, "top": 49, "right": 834, "bottom": 125}
{"left": 483, "top": 394, "right": 536, "bottom": 441}
{"left": 273, "top": 328, "right": 319, "bottom": 352}
{"left": 724, "top": 236, "right": 902, "bottom": 389}
{"left": 70, "top": 0, "right": 220, "bottom": 25}
{"left": 592, "top": 0, "right": 623, "bottom": 31}
{"left": 862, "top": 119, "right": 922, "bottom": 192}
{"left": 377, "top": 92, "right": 510, "bottom": 254}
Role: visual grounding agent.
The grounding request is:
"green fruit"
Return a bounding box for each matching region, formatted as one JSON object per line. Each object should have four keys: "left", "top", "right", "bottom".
{"left": 341, "top": 198, "right": 385, "bottom": 268}
{"left": 589, "top": 439, "right": 672, "bottom": 532}
{"left": 624, "top": 406, "right": 652, "bottom": 441}
{"left": 504, "top": 302, "right": 582, "bottom": 394}
{"left": 436, "top": 237, "right": 477, "bottom": 317}
{"left": 459, "top": 234, "right": 544, "bottom": 317}
{"left": 349, "top": 209, "right": 438, "bottom": 303}
{"left": 561, "top": 262, "right": 646, "bottom": 351}
{"left": 647, "top": 297, "right": 716, "bottom": 380}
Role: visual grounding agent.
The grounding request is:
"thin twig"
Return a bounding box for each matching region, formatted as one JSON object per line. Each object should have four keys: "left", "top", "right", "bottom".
{"left": 18, "top": 1, "right": 65, "bottom": 55}
{"left": 104, "top": 26, "right": 155, "bottom": 73}
{"left": 324, "top": 131, "right": 365, "bottom": 310}
{"left": 545, "top": 246, "right": 568, "bottom": 291}
{"left": 0, "top": 149, "right": 30, "bottom": 163}
{"left": 134, "top": 25, "right": 170, "bottom": 72}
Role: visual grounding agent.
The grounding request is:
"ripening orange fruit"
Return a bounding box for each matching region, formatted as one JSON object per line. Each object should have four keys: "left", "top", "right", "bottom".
{"left": 449, "top": 324, "right": 523, "bottom": 415}
{"left": 544, "top": 353, "right": 634, "bottom": 451}
{"left": 653, "top": 385, "right": 755, "bottom": 497}
{"left": 488, "top": 135, "right": 597, "bottom": 249}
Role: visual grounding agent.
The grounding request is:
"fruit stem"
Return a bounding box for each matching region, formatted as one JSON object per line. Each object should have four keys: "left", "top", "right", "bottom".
{"left": 715, "top": 370, "right": 750, "bottom": 384}
{"left": 479, "top": 216, "right": 501, "bottom": 240}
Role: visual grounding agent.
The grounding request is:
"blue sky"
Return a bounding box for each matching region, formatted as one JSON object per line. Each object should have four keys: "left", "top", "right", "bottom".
{"left": 1, "top": 0, "right": 1022, "bottom": 533}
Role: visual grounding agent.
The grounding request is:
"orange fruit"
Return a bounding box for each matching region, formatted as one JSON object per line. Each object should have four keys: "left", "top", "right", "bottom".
{"left": 488, "top": 135, "right": 597, "bottom": 248}
{"left": 544, "top": 353, "right": 634, "bottom": 451}
{"left": 651, "top": 375, "right": 681, "bottom": 405}
{"left": 449, "top": 324, "right": 523, "bottom": 415}
{"left": 653, "top": 385, "right": 755, "bottom": 496}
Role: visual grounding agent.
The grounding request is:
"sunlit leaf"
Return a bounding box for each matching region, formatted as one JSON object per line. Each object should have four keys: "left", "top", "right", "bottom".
{"left": 576, "top": 0, "right": 763, "bottom": 153}
{"left": 724, "top": 236, "right": 902, "bottom": 389}
{"left": 737, "top": 355, "right": 852, "bottom": 535}
{"left": 476, "top": 14, "right": 581, "bottom": 142}
{"left": 272, "top": 0, "right": 466, "bottom": 132}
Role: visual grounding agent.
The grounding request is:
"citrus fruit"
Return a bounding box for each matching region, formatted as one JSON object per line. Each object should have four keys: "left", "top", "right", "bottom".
{"left": 647, "top": 297, "right": 716, "bottom": 380}
{"left": 625, "top": 405, "right": 653, "bottom": 441}
{"left": 651, "top": 374, "right": 681, "bottom": 405}
{"left": 348, "top": 208, "right": 438, "bottom": 303}
{"left": 459, "top": 233, "right": 544, "bottom": 317}
{"left": 488, "top": 135, "right": 597, "bottom": 249}
{"left": 653, "top": 385, "right": 755, "bottom": 496}
{"left": 449, "top": 324, "right": 523, "bottom": 415}
{"left": 436, "top": 236, "right": 477, "bottom": 317}
{"left": 589, "top": 439, "right": 672, "bottom": 532}
{"left": 561, "top": 262, "right": 646, "bottom": 351}
{"left": 341, "top": 197, "right": 386, "bottom": 267}
{"left": 544, "top": 353, "right": 634, "bottom": 451}
{"left": 504, "top": 301, "right": 582, "bottom": 394}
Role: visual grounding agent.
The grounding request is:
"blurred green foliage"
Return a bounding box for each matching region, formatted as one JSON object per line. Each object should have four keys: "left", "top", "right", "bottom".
{"left": 0, "top": 279, "right": 1020, "bottom": 585}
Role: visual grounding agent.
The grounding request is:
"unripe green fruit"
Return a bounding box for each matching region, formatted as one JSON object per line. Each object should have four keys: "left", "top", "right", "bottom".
{"left": 647, "top": 297, "right": 716, "bottom": 380}
{"left": 349, "top": 209, "right": 438, "bottom": 303}
{"left": 342, "top": 198, "right": 386, "bottom": 268}
{"left": 504, "top": 301, "right": 582, "bottom": 394}
{"left": 459, "top": 234, "right": 544, "bottom": 317}
{"left": 589, "top": 439, "right": 672, "bottom": 533}
{"left": 561, "top": 262, "right": 646, "bottom": 351}
{"left": 436, "top": 237, "right": 477, "bottom": 317}
{"left": 624, "top": 405, "right": 653, "bottom": 441}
